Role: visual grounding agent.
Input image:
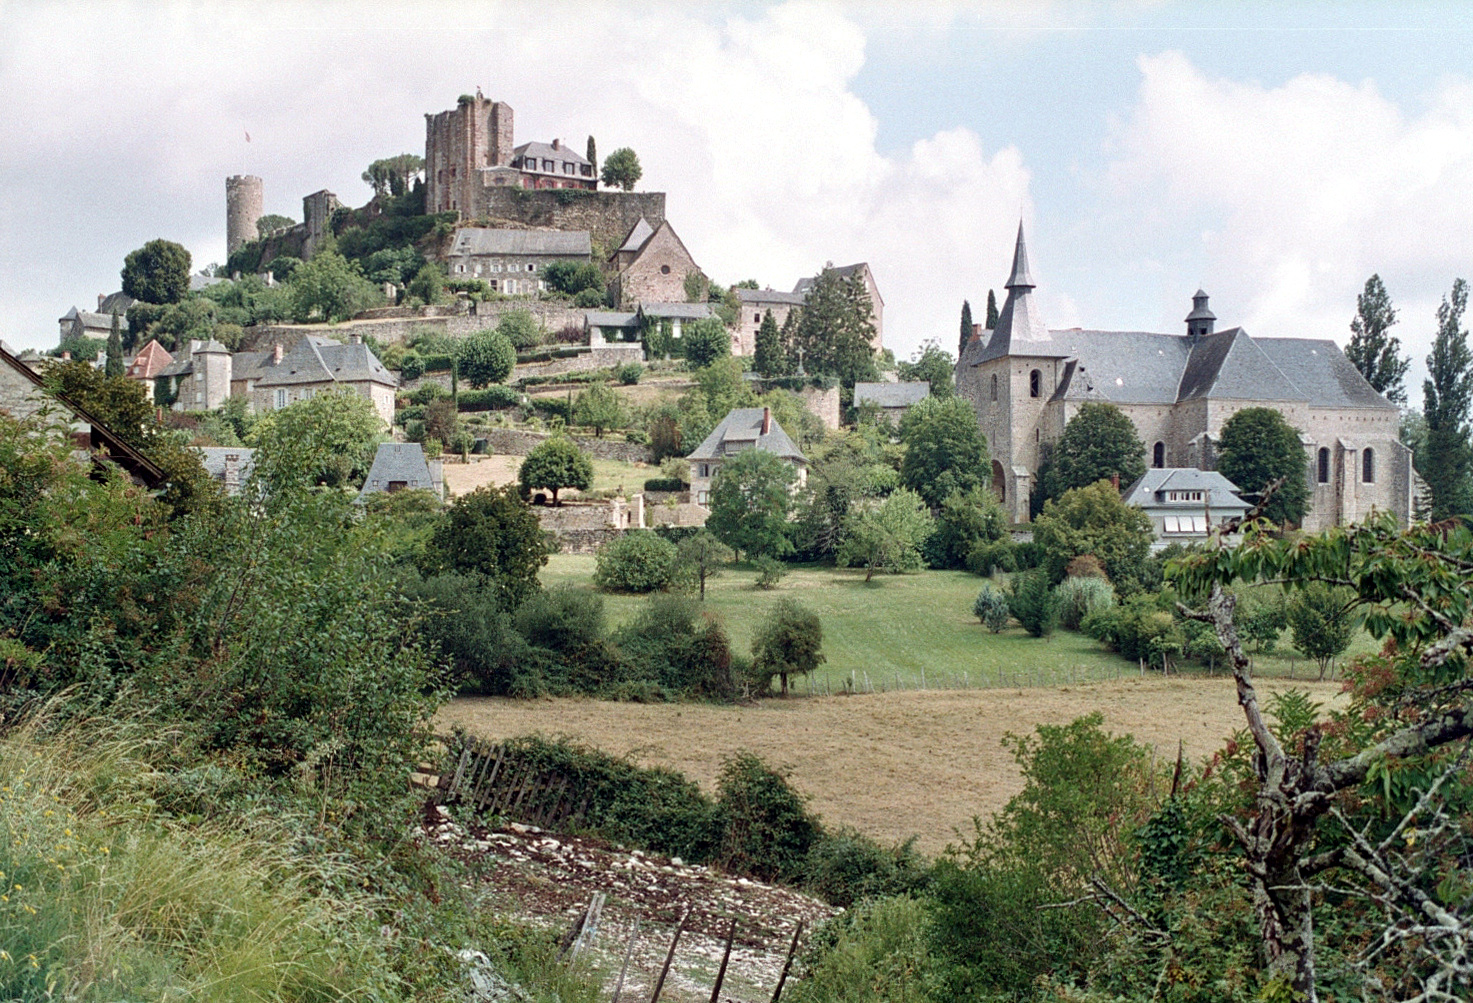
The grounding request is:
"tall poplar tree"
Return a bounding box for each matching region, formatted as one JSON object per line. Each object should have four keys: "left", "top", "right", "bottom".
{"left": 754, "top": 309, "right": 786, "bottom": 377}
{"left": 585, "top": 135, "right": 597, "bottom": 175}
{"left": 1422, "top": 278, "right": 1473, "bottom": 519}
{"left": 104, "top": 310, "right": 124, "bottom": 378}
{"left": 959, "top": 299, "right": 973, "bottom": 355}
{"left": 985, "top": 289, "right": 999, "bottom": 330}
{"left": 1345, "top": 274, "right": 1409, "bottom": 403}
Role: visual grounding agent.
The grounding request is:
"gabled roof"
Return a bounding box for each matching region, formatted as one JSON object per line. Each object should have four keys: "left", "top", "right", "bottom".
{"left": 617, "top": 217, "right": 655, "bottom": 254}
{"left": 514, "top": 141, "right": 591, "bottom": 169}
{"left": 1176, "top": 328, "right": 1305, "bottom": 403}
{"left": 451, "top": 228, "right": 592, "bottom": 257}
{"left": 60, "top": 306, "right": 128, "bottom": 331}
{"left": 1255, "top": 337, "right": 1397, "bottom": 409}
{"left": 854, "top": 381, "right": 930, "bottom": 408}
{"left": 638, "top": 302, "right": 712, "bottom": 320}
{"left": 255, "top": 336, "right": 396, "bottom": 388}
{"left": 735, "top": 288, "right": 807, "bottom": 307}
{"left": 127, "top": 339, "right": 173, "bottom": 380}
{"left": 195, "top": 446, "right": 255, "bottom": 481}
{"left": 97, "top": 291, "right": 135, "bottom": 315}
{"left": 1122, "top": 468, "right": 1248, "bottom": 510}
{"left": 687, "top": 407, "right": 805, "bottom": 463}
{"left": 358, "top": 442, "right": 438, "bottom": 498}
{"left": 620, "top": 220, "right": 700, "bottom": 280}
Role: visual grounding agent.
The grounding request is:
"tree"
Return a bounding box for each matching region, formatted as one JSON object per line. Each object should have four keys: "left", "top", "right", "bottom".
{"left": 753, "top": 309, "right": 786, "bottom": 378}
{"left": 289, "top": 249, "right": 383, "bottom": 323}
{"left": 1173, "top": 513, "right": 1473, "bottom": 999}
{"left": 457, "top": 327, "right": 515, "bottom": 388}
{"left": 751, "top": 598, "right": 824, "bottom": 695}
{"left": 104, "top": 311, "right": 123, "bottom": 378}
{"left": 1285, "top": 582, "right": 1357, "bottom": 679}
{"left": 925, "top": 487, "right": 1009, "bottom": 569}
{"left": 1345, "top": 274, "right": 1408, "bottom": 403}
{"left": 572, "top": 381, "right": 627, "bottom": 437}
{"left": 600, "top": 147, "right": 642, "bottom": 191}
{"left": 406, "top": 262, "right": 446, "bottom": 305}
{"left": 791, "top": 269, "right": 877, "bottom": 385}
{"left": 973, "top": 584, "right": 1010, "bottom": 632}
{"left": 896, "top": 341, "right": 954, "bottom": 397}
{"left": 593, "top": 531, "right": 677, "bottom": 593}
{"left": 675, "top": 530, "right": 734, "bottom": 600}
{"left": 422, "top": 398, "right": 459, "bottom": 447}
{"left": 959, "top": 300, "right": 973, "bottom": 356}
{"left": 985, "top": 289, "right": 999, "bottom": 330}
{"left": 1032, "top": 479, "right": 1154, "bottom": 587}
{"left": 1422, "top": 278, "right": 1473, "bottom": 519}
{"left": 683, "top": 269, "right": 709, "bottom": 303}
{"left": 121, "top": 239, "right": 191, "bottom": 305}
{"left": 1007, "top": 568, "right": 1059, "bottom": 637}
{"left": 543, "top": 261, "right": 604, "bottom": 296}
{"left": 1216, "top": 407, "right": 1311, "bottom": 527}
{"left": 682, "top": 316, "right": 730, "bottom": 368}
{"left": 497, "top": 309, "right": 542, "bottom": 350}
{"left": 1045, "top": 402, "right": 1146, "bottom": 500}
{"left": 898, "top": 396, "right": 989, "bottom": 508}
{"left": 255, "top": 213, "right": 295, "bottom": 238}
{"left": 518, "top": 436, "right": 593, "bottom": 505}
{"left": 585, "top": 135, "right": 597, "bottom": 175}
{"left": 249, "top": 385, "right": 382, "bottom": 489}
{"left": 837, "top": 488, "right": 935, "bottom": 581}
{"left": 706, "top": 449, "right": 797, "bottom": 559}
{"left": 422, "top": 485, "right": 547, "bottom": 611}
{"left": 361, "top": 153, "right": 425, "bottom": 197}
{"left": 779, "top": 309, "right": 802, "bottom": 371}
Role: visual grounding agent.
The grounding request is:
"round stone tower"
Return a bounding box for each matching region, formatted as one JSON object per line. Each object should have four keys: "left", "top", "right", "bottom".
{"left": 225, "top": 175, "right": 264, "bottom": 256}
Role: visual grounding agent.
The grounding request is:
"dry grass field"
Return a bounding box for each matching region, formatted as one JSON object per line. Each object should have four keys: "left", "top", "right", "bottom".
{"left": 439, "top": 455, "right": 655, "bottom": 498}
{"left": 438, "top": 676, "right": 1346, "bottom": 855}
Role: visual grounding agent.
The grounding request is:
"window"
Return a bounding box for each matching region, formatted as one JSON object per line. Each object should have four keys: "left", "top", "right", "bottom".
{"left": 1153, "top": 441, "right": 1165, "bottom": 468}
{"left": 274, "top": 389, "right": 286, "bottom": 409}
{"left": 1362, "top": 448, "right": 1375, "bottom": 483}
{"left": 195, "top": 369, "right": 203, "bottom": 382}
{"left": 1165, "top": 515, "right": 1208, "bottom": 534}
{"left": 543, "top": 159, "right": 554, "bottom": 171}
{"left": 527, "top": 263, "right": 536, "bottom": 272}
{"left": 755, "top": 313, "right": 761, "bottom": 324}
{"left": 563, "top": 163, "right": 574, "bottom": 174}
{"left": 194, "top": 391, "right": 202, "bottom": 403}
{"left": 660, "top": 265, "right": 671, "bottom": 275}
{"left": 456, "top": 264, "right": 465, "bottom": 273}
{"left": 1029, "top": 369, "right": 1041, "bottom": 397}
{"left": 1318, "top": 447, "right": 1330, "bottom": 484}
{"left": 990, "top": 374, "right": 998, "bottom": 401}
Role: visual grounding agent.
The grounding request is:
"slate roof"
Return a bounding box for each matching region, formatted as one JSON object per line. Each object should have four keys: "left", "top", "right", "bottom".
{"left": 190, "top": 274, "right": 228, "bottom": 292}
{"left": 618, "top": 218, "right": 655, "bottom": 254}
{"left": 793, "top": 262, "right": 871, "bottom": 296}
{"left": 514, "top": 141, "right": 591, "bottom": 170}
{"left": 973, "top": 223, "right": 1053, "bottom": 363}
{"left": 687, "top": 408, "right": 806, "bottom": 463}
{"left": 1177, "top": 328, "right": 1305, "bottom": 403}
{"left": 584, "top": 311, "right": 639, "bottom": 328}
{"left": 1255, "top": 338, "right": 1395, "bottom": 409}
{"left": 854, "top": 381, "right": 930, "bottom": 408}
{"left": 451, "top": 228, "right": 592, "bottom": 257}
{"left": 194, "top": 446, "right": 255, "bottom": 481}
{"left": 60, "top": 306, "right": 128, "bottom": 332}
{"left": 230, "top": 350, "right": 276, "bottom": 383}
{"left": 736, "top": 288, "right": 807, "bottom": 307}
{"left": 358, "top": 442, "right": 438, "bottom": 498}
{"left": 255, "top": 336, "right": 397, "bottom": 389}
{"left": 639, "top": 302, "right": 713, "bottom": 320}
{"left": 1123, "top": 468, "right": 1248, "bottom": 510}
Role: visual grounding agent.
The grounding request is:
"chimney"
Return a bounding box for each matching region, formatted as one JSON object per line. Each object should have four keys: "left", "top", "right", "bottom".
{"left": 272, "top": 343, "right": 284, "bottom": 364}
{"left": 971, "top": 323, "right": 982, "bottom": 340}
{"left": 61, "top": 350, "right": 71, "bottom": 361}
{"left": 349, "top": 332, "right": 362, "bottom": 345}
{"left": 551, "top": 138, "right": 560, "bottom": 150}
{"left": 761, "top": 406, "right": 771, "bottom": 435}
{"left": 97, "top": 293, "right": 105, "bottom": 308}
{"left": 1111, "top": 472, "right": 1121, "bottom": 491}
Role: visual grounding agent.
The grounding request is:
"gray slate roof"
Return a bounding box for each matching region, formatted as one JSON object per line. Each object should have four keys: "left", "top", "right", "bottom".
{"left": 687, "top": 408, "right": 806, "bottom": 463}
{"left": 194, "top": 446, "right": 255, "bottom": 481}
{"left": 358, "top": 442, "right": 436, "bottom": 497}
{"left": 451, "top": 228, "right": 592, "bottom": 257}
{"left": 854, "top": 381, "right": 930, "bottom": 408}
{"left": 255, "top": 336, "right": 397, "bottom": 388}
{"left": 60, "top": 306, "right": 128, "bottom": 332}
{"left": 639, "top": 302, "right": 713, "bottom": 320}
{"left": 973, "top": 224, "right": 1052, "bottom": 363}
{"left": 1123, "top": 468, "right": 1248, "bottom": 510}
{"left": 793, "top": 262, "right": 869, "bottom": 296}
{"left": 736, "top": 287, "right": 807, "bottom": 307}
{"left": 584, "top": 311, "right": 639, "bottom": 328}
{"left": 618, "top": 218, "right": 655, "bottom": 254}
{"left": 515, "top": 141, "right": 591, "bottom": 169}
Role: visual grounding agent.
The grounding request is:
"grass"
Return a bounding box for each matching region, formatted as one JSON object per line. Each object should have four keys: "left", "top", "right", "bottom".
{"left": 540, "top": 554, "right": 1378, "bottom": 692}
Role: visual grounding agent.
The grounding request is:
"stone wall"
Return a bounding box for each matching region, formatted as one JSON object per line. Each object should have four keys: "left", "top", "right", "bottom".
{"left": 243, "top": 299, "right": 587, "bottom": 352}
{"left": 550, "top": 528, "right": 622, "bottom": 555}
{"left": 513, "top": 343, "right": 643, "bottom": 380}
{"left": 478, "top": 427, "right": 653, "bottom": 463}
{"left": 799, "top": 385, "right": 841, "bottom": 430}
{"left": 472, "top": 188, "right": 666, "bottom": 260}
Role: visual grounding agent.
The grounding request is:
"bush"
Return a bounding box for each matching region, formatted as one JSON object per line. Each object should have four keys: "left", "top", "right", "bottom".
{"left": 681, "top": 317, "right": 730, "bottom": 368}
{"left": 593, "top": 530, "right": 678, "bottom": 593}
{"left": 643, "top": 477, "right": 685, "bottom": 492}
{"left": 615, "top": 362, "right": 643, "bottom": 385}
{"left": 458, "top": 327, "right": 516, "bottom": 388}
{"left": 965, "top": 539, "right": 1016, "bottom": 577}
{"left": 497, "top": 309, "right": 542, "bottom": 350}
{"left": 754, "top": 555, "right": 787, "bottom": 590}
{"left": 750, "top": 597, "right": 824, "bottom": 695}
{"left": 456, "top": 385, "right": 522, "bottom": 411}
{"left": 973, "top": 584, "right": 1011, "bottom": 633}
{"left": 573, "top": 288, "right": 606, "bottom": 308}
{"left": 514, "top": 585, "right": 607, "bottom": 653}
{"left": 1082, "top": 592, "right": 1179, "bottom": 667}
{"left": 802, "top": 832, "right": 928, "bottom": 909}
{"left": 1008, "top": 569, "right": 1059, "bottom": 637}
{"left": 613, "top": 594, "right": 736, "bottom": 699}
{"left": 1054, "top": 575, "right": 1117, "bottom": 631}
{"left": 714, "top": 752, "right": 821, "bottom": 883}
{"left": 408, "top": 382, "right": 449, "bottom": 406}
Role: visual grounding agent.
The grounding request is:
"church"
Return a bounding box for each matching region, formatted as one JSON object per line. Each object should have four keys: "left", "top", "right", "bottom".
{"left": 956, "top": 224, "right": 1419, "bottom": 531}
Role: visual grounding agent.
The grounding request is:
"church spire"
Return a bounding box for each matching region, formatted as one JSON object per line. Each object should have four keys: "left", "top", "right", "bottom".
{"left": 1005, "top": 220, "right": 1035, "bottom": 290}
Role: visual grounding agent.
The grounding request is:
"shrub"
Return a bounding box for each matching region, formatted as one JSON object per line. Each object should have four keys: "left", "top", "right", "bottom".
{"left": 615, "top": 362, "right": 643, "bottom": 385}
{"left": 1286, "top": 582, "right": 1357, "bottom": 678}
{"left": 682, "top": 317, "right": 730, "bottom": 368}
{"left": 497, "top": 309, "right": 542, "bottom": 350}
{"left": 408, "top": 573, "right": 526, "bottom": 694}
{"left": 1008, "top": 569, "right": 1059, "bottom": 637}
{"left": 751, "top": 597, "right": 824, "bottom": 695}
{"left": 593, "top": 530, "right": 678, "bottom": 593}
{"left": 613, "top": 594, "right": 736, "bottom": 698}
{"left": 456, "top": 385, "right": 522, "bottom": 411}
{"left": 1054, "top": 575, "right": 1117, "bottom": 631}
{"left": 514, "top": 586, "right": 607, "bottom": 652}
{"left": 643, "top": 477, "right": 685, "bottom": 493}
{"left": 1082, "top": 592, "right": 1178, "bottom": 666}
{"left": 965, "top": 539, "right": 1016, "bottom": 577}
{"left": 408, "top": 381, "right": 448, "bottom": 406}
{"left": 973, "top": 585, "right": 1011, "bottom": 633}
{"left": 458, "top": 327, "right": 516, "bottom": 388}
{"left": 800, "top": 832, "right": 928, "bottom": 909}
{"left": 791, "top": 896, "right": 936, "bottom": 1003}
{"left": 573, "top": 288, "right": 606, "bottom": 308}
{"left": 754, "top": 555, "right": 787, "bottom": 590}
{"left": 1065, "top": 554, "right": 1108, "bottom": 579}
{"left": 714, "top": 752, "right": 820, "bottom": 883}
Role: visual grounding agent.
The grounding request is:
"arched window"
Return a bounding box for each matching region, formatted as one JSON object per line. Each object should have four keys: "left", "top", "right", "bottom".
{"left": 990, "top": 374, "right": 998, "bottom": 401}
{"left": 1317, "top": 447, "right": 1330, "bottom": 484}
{"left": 1362, "top": 448, "right": 1375, "bottom": 484}
{"left": 1152, "top": 441, "right": 1165, "bottom": 469}
{"left": 1029, "top": 369, "right": 1041, "bottom": 398}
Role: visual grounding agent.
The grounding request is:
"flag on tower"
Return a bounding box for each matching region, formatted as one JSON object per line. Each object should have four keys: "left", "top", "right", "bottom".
{"left": 245, "top": 131, "right": 251, "bottom": 143}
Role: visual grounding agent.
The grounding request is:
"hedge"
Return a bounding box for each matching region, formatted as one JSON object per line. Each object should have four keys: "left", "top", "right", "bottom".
{"left": 456, "top": 386, "right": 522, "bottom": 411}
{"left": 643, "top": 478, "right": 685, "bottom": 492}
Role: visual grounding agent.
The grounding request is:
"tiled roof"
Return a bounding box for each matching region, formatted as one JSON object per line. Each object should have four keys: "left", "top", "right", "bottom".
{"left": 97, "top": 291, "right": 135, "bottom": 315}
{"left": 687, "top": 407, "right": 805, "bottom": 463}
{"left": 451, "top": 228, "right": 592, "bottom": 257}
{"left": 194, "top": 446, "right": 255, "bottom": 481}
{"left": 1177, "top": 328, "right": 1305, "bottom": 403}
{"left": 126, "top": 339, "right": 173, "bottom": 380}
{"left": 1255, "top": 337, "right": 1396, "bottom": 409}
{"left": 854, "top": 381, "right": 930, "bottom": 408}
{"left": 60, "top": 307, "right": 128, "bottom": 331}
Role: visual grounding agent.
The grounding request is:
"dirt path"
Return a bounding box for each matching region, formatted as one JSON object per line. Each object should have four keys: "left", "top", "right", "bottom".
{"left": 439, "top": 677, "right": 1346, "bottom": 855}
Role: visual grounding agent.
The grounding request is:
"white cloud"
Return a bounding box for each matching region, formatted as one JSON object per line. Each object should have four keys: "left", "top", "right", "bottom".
{"left": 1108, "top": 51, "right": 1473, "bottom": 383}
{"left": 0, "top": 0, "right": 1032, "bottom": 361}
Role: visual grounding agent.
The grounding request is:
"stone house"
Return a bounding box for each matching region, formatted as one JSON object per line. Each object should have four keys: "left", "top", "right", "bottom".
{"left": 510, "top": 139, "right": 596, "bottom": 190}
{"left": 251, "top": 334, "right": 398, "bottom": 428}
{"left": 1122, "top": 468, "right": 1249, "bottom": 549}
{"left": 195, "top": 446, "right": 255, "bottom": 496}
{"left": 957, "top": 222, "right": 1419, "bottom": 530}
{"left": 608, "top": 218, "right": 705, "bottom": 307}
{"left": 58, "top": 305, "right": 126, "bottom": 346}
{"left": 732, "top": 288, "right": 805, "bottom": 356}
{"left": 854, "top": 381, "right": 929, "bottom": 424}
{"left": 357, "top": 442, "right": 443, "bottom": 499}
{"left": 687, "top": 406, "right": 807, "bottom": 507}
{"left": 155, "top": 339, "right": 234, "bottom": 411}
{"left": 794, "top": 262, "right": 884, "bottom": 353}
{"left": 0, "top": 342, "right": 166, "bottom": 487}
{"left": 446, "top": 228, "right": 593, "bottom": 294}
{"left": 124, "top": 339, "right": 174, "bottom": 400}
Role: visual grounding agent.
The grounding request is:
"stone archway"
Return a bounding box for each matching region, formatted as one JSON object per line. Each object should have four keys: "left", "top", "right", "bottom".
{"left": 992, "top": 460, "right": 1007, "bottom": 503}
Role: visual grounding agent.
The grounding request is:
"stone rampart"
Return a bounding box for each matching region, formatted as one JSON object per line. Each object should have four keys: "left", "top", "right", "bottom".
{"left": 513, "top": 343, "right": 643, "bottom": 380}
{"left": 472, "top": 189, "right": 666, "bottom": 258}
{"left": 478, "top": 427, "right": 652, "bottom": 464}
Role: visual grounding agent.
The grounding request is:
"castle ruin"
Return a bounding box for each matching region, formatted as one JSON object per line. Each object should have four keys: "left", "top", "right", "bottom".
{"left": 425, "top": 92, "right": 515, "bottom": 215}
{"left": 225, "top": 175, "right": 263, "bottom": 254}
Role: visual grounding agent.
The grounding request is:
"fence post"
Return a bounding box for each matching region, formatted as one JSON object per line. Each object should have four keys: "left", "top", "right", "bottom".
{"left": 611, "top": 920, "right": 640, "bottom": 1003}
{"left": 708, "top": 918, "right": 737, "bottom": 1003}
{"left": 649, "top": 905, "right": 691, "bottom": 1003}
{"left": 770, "top": 920, "right": 804, "bottom": 1003}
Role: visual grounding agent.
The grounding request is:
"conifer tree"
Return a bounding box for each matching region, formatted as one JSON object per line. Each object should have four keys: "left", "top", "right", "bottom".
{"left": 779, "top": 308, "right": 802, "bottom": 372}
{"left": 104, "top": 310, "right": 124, "bottom": 378}
{"left": 1346, "top": 274, "right": 1409, "bottom": 403}
{"left": 985, "top": 289, "right": 999, "bottom": 330}
{"left": 754, "top": 309, "right": 786, "bottom": 377}
{"left": 1422, "top": 278, "right": 1473, "bottom": 519}
{"left": 959, "top": 300, "right": 973, "bottom": 356}
{"left": 791, "top": 268, "right": 877, "bottom": 385}
{"left": 585, "top": 135, "right": 597, "bottom": 175}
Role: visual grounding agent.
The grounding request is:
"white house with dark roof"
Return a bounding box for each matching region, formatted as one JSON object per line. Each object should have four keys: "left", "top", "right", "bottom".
{"left": 446, "top": 228, "right": 592, "bottom": 294}
{"left": 854, "top": 381, "right": 929, "bottom": 424}
{"left": 686, "top": 406, "right": 807, "bottom": 507}
{"left": 251, "top": 334, "right": 399, "bottom": 427}
{"left": 959, "top": 222, "right": 1420, "bottom": 530}
{"left": 358, "top": 442, "right": 443, "bottom": 500}
{"left": 1122, "top": 468, "right": 1249, "bottom": 548}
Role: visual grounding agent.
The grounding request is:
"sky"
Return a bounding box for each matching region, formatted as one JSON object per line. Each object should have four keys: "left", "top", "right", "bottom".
{"left": 3, "top": 0, "right": 1473, "bottom": 396}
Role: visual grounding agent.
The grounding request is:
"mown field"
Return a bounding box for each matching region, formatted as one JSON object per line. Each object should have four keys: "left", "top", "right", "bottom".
{"left": 539, "top": 553, "right": 1379, "bottom": 691}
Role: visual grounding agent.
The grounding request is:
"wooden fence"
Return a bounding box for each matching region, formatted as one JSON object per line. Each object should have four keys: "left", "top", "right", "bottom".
{"left": 438, "top": 737, "right": 588, "bottom": 828}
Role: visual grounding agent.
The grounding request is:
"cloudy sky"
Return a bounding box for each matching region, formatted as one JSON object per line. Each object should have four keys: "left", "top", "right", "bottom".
{"left": 3, "top": 0, "right": 1472, "bottom": 392}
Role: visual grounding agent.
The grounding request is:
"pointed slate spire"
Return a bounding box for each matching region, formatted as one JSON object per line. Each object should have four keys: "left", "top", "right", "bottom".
{"left": 1005, "top": 220, "right": 1035, "bottom": 290}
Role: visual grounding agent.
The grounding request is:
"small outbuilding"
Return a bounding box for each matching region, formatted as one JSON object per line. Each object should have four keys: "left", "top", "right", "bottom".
{"left": 854, "top": 381, "right": 930, "bottom": 424}
{"left": 357, "top": 442, "right": 444, "bottom": 501}
{"left": 1122, "top": 468, "right": 1249, "bottom": 549}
